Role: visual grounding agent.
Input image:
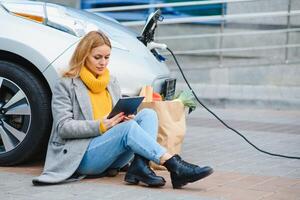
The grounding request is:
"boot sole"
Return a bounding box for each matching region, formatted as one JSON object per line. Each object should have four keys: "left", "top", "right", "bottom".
{"left": 172, "top": 168, "right": 214, "bottom": 189}
{"left": 124, "top": 173, "right": 166, "bottom": 187}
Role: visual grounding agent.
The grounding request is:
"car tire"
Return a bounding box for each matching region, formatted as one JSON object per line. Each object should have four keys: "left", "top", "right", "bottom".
{"left": 0, "top": 60, "right": 52, "bottom": 166}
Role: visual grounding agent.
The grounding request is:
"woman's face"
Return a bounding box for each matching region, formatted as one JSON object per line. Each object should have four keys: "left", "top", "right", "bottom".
{"left": 85, "top": 44, "right": 111, "bottom": 76}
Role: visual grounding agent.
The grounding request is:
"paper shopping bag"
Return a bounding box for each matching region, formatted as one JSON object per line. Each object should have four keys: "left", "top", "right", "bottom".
{"left": 139, "top": 101, "right": 186, "bottom": 170}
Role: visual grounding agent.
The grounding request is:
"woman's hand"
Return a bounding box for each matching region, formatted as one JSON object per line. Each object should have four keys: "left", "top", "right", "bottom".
{"left": 123, "top": 114, "right": 135, "bottom": 121}
{"left": 102, "top": 112, "right": 125, "bottom": 130}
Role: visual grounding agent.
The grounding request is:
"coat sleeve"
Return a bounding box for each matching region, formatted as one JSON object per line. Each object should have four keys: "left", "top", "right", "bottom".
{"left": 52, "top": 79, "right": 102, "bottom": 139}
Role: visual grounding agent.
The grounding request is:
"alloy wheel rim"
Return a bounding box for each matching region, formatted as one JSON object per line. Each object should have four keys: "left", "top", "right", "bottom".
{"left": 0, "top": 77, "right": 31, "bottom": 154}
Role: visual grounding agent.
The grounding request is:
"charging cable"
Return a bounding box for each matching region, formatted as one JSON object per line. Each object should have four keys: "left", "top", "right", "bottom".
{"left": 165, "top": 47, "right": 300, "bottom": 160}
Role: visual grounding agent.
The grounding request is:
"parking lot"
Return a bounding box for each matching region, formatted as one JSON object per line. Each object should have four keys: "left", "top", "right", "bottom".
{"left": 1, "top": 107, "right": 299, "bottom": 200}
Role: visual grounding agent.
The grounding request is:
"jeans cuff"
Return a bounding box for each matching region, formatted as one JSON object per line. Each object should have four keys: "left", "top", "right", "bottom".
{"left": 153, "top": 147, "right": 167, "bottom": 164}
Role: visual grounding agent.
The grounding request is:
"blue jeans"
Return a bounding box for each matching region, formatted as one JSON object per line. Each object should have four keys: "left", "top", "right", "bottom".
{"left": 77, "top": 109, "right": 166, "bottom": 175}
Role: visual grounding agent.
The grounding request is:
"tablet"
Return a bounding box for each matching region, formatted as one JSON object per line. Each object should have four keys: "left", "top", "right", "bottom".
{"left": 107, "top": 96, "right": 145, "bottom": 119}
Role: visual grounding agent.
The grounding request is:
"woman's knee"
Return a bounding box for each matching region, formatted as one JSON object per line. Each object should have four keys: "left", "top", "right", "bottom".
{"left": 108, "top": 120, "right": 139, "bottom": 139}
{"left": 122, "top": 120, "right": 139, "bottom": 132}
{"left": 138, "top": 108, "right": 158, "bottom": 121}
{"left": 123, "top": 120, "right": 150, "bottom": 139}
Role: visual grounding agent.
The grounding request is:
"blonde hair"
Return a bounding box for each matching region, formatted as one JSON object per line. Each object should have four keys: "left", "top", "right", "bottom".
{"left": 63, "top": 31, "right": 111, "bottom": 78}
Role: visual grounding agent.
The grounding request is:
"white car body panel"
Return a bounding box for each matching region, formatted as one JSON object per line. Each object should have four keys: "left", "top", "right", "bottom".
{"left": 0, "top": 1, "right": 170, "bottom": 96}
{"left": 47, "top": 38, "right": 170, "bottom": 95}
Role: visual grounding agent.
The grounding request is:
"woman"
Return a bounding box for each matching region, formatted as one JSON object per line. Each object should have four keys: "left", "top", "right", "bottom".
{"left": 32, "top": 31, "right": 213, "bottom": 189}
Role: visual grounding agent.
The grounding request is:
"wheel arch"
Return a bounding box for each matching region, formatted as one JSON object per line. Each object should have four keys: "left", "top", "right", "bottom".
{"left": 0, "top": 50, "right": 52, "bottom": 98}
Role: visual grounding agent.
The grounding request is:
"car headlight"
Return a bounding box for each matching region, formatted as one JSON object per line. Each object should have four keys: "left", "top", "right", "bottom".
{"left": 1, "top": 1, "right": 99, "bottom": 37}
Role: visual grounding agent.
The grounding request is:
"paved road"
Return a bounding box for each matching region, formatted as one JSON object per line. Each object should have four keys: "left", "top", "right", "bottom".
{"left": 1, "top": 107, "right": 299, "bottom": 200}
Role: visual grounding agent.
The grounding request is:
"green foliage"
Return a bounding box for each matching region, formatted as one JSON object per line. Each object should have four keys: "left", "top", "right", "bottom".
{"left": 173, "top": 90, "right": 197, "bottom": 114}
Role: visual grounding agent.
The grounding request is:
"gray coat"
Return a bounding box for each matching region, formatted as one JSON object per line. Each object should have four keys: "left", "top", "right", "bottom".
{"left": 32, "top": 76, "right": 121, "bottom": 184}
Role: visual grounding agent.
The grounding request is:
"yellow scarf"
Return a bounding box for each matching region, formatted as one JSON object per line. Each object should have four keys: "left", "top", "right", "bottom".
{"left": 80, "top": 66, "right": 112, "bottom": 133}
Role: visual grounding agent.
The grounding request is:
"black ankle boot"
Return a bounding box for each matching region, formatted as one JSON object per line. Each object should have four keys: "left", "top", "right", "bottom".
{"left": 163, "top": 154, "right": 213, "bottom": 189}
{"left": 124, "top": 154, "right": 166, "bottom": 187}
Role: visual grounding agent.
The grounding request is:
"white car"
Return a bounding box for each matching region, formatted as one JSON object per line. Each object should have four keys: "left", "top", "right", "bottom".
{"left": 0, "top": 1, "right": 174, "bottom": 165}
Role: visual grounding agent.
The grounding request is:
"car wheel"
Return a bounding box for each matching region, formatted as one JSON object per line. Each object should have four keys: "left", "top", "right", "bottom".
{"left": 0, "top": 60, "right": 52, "bottom": 165}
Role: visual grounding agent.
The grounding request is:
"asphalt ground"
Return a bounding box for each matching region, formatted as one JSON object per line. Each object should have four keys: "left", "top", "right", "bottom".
{"left": 0, "top": 107, "right": 300, "bottom": 200}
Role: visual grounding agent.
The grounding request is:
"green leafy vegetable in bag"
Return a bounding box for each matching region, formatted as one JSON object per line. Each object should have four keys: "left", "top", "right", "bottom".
{"left": 172, "top": 90, "right": 197, "bottom": 114}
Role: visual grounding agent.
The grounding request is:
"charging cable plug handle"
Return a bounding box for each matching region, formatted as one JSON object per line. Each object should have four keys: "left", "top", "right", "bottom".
{"left": 147, "top": 42, "right": 167, "bottom": 50}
